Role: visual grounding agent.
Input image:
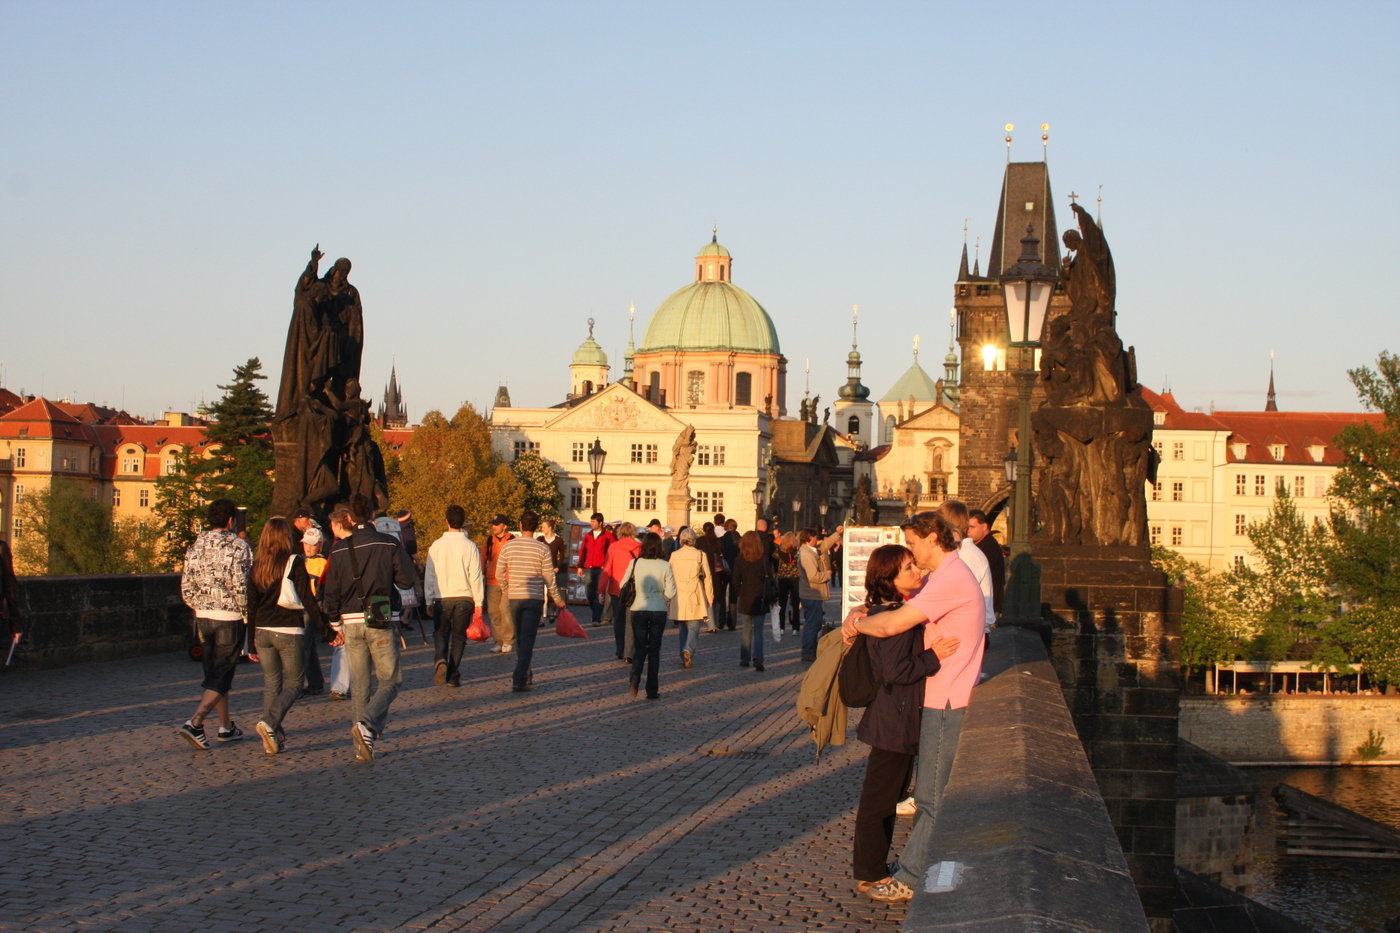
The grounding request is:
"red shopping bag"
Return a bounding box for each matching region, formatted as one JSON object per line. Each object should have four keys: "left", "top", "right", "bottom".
{"left": 555, "top": 607, "right": 588, "bottom": 639}
{"left": 466, "top": 606, "right": 491, "bottom": 642}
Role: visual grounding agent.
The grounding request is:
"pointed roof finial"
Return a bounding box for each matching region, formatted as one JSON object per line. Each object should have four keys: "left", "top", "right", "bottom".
{"left": 913, "top": 334, "right": 921, "bottom": 362}
{"left": 1041, "top": 123, "right": 1049, "bottom": 161}
{"left": 851, "top": 305, "right": 860, "bottom": 350}
{"left": 587, "top": 316, "right": 596, "bottom": 339}
{"left": 1096, "top": 184, "right": 1104, "bottom": 225}
{"left": 973, "top": 235, "right": 982, "bottom": 277}
{"left": 1004, "top": 123, "right": 1014, "bottom": 162}
{"left": 711, "top": 225, "right": 718, "bottom": 243}
{"left": 1266, "top": 351, "right": 1278, "bottom": 412}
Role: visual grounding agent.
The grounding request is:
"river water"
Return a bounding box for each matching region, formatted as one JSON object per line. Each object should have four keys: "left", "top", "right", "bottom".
{"left": 1244, "top": 765, "right": 1400, "bottom": 932}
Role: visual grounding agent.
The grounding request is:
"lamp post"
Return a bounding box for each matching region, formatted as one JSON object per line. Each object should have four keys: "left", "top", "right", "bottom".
{"left": 818, "top": 501, "right": 829, "bottom": 534}
{"left": 999, "top": 224, "right": 1055, "bottom": 555}
{"left": 587, "top": 436, "right": 607, "bottom": 515}
{"left": 752, "top": 487, "right": 763, "bottom": 529}
{"left": 791, "top": 496, "right": 803, "bottom": 533}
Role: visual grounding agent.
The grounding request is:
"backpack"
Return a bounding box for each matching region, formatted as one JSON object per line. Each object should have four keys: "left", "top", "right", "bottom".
{"left": 838, "top": 632, "right": 879, "bottom": 707}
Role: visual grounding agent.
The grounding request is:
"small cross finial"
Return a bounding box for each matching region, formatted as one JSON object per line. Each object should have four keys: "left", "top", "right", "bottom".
{"left": 1068, "top": 191, "right": 1079, "bottom": 205}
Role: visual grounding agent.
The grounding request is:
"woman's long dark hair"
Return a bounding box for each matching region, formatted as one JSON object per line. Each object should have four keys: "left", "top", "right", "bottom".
{"left": 639, "top": 532, "right": 664, "bottom": 560}
{"left": 252, "top": 516, "right": 295, "bottom": 591}
{"left": 863, "top": 544, "right": 914, "bottom": 609}
{"left": 738, "top": 530, "right": 765, "bottom": 563}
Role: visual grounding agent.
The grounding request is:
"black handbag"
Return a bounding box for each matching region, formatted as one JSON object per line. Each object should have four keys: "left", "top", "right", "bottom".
{"left": 618, "top": 559, "right": 638, "bottom": 611}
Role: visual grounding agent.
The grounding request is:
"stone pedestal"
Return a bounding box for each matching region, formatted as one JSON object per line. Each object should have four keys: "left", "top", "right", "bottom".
{"left": 271, "top": 440, "right": 303, "bottom": 518}
{"left": 1035, "top": 543, "right": 1182, "bottom": 932}
{"left": 666, "top": 491, "right": 691, "bottom": 533}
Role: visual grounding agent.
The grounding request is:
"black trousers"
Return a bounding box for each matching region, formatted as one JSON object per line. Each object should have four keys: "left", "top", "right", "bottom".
{"left": 711, "top": 571, "right": 731, "bottom": 629}
{"left": 852, "top": 747, "right": 915, "bottom": 882}
{"left": 434, "top": 597, "right": 474, "bottom": 681}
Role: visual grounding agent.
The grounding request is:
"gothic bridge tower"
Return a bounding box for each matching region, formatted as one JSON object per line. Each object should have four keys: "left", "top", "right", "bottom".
{"left": 954, "top": 160, "right": 1071, "bottom": 530}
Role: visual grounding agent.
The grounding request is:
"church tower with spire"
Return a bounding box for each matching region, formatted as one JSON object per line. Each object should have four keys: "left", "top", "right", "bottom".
{"left": 953, "top": 156, "right": 1071, "bottom": 517}
{"left": 833, "top": 307, "right": 873, "bottom": 446}
{"left": 378, "top": 366, "right": 408, "bottom": 429}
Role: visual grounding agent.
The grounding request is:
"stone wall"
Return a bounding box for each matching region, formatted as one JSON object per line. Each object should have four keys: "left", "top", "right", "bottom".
{"left": 1037, "top": 544, "right": 1182, "bottom": 933}
{"left": 9, "top": 574, "right": 190, "bottom": 669}
{"left": 1175, "top": 741, "right": 1257, "bottom": 894}
{"left": 1181, "top": 695, "right": 1400, "bottom": 765}
{"left": 904, "top": 625, "right": 1148, "bottom": 932}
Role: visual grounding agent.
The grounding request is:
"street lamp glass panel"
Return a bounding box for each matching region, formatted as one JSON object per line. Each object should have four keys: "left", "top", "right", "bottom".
{"left": 587, "top": 438, "right": 607, "bottom": 477}
{"left": 752, "top": 488, "right": 762, "bottom": 505}
{"left": 1004, "top": 448, "right": 1018, "bottom": 483}
{"left": 819, "top": 503, "right": 828, "bottom": 516}
{"left": 792, "top": 498, "right": 802, "bottom": 514}
{"left": 1001, "top": 280, "right": 1054, "bottom": 345}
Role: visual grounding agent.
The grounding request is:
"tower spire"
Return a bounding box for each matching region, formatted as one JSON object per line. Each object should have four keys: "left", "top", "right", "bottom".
{"left": 1265, "top": 351, "right": 1278, "bottom": 412}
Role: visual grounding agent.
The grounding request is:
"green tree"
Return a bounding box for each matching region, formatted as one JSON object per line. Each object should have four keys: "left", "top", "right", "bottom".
{"left": 1152, "top": 545, "right": 1241, "bottom": 674}
{"left": 1228, "top": 481, "right": 1337, "bottom": 661}
{"left": 14, "top": 480, "right": 165, "bottom": 575}
{"left": 511, "top": 451, "right": 562, "bottom": 520}
{"left": 388, "top": 404, "right": 524, "bottom": 541}
{"left": 154, "top": 447, "right": 210, "bottom": 565}
{"left": 200, "top": 357, "right": 274, "bottom": 536}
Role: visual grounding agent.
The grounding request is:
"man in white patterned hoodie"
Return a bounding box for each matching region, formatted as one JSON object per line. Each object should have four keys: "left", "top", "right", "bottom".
{"left": 176, "top": 498, "right": 253, "bottom": 750}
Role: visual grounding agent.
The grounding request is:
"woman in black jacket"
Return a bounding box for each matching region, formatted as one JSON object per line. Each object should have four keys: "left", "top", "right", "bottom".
{"left": 248, "top": 516, "right": 327, "bottom": 755}
{"left": 852, "top": 544, "right": 960, "bottom": 894}
{"left": 730, "top": 531, "right": 772, "bottom": 671}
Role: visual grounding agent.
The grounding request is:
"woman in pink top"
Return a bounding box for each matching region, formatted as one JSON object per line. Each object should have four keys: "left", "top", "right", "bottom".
{"left": 840, "top": 510, "right": 985, "bottom": 903}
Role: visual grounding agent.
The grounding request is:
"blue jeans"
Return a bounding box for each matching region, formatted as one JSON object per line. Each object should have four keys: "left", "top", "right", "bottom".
{"left": 894, "top": 706, "right": 966, "bottom": 890}
{"left": 630, "top": 610, "right": 667, "bottom": 698}
{"left": 343, "top": 623, "right": 402, "bottom": 735}
{"left": 801, "top": 598, "right": 825, "bottom": 658}
{"left": 434, "top": 597, "right": 474, "bottom": 682}
{"left": 302, "top": 618, "right": 325, "bottom": 691}
{"left": 586, "top": 567, "right": 604, "bottom": 624}
{"left": 678, "top": 618, "right": 701, "bottom": 658}
{"left": 511, "top": 599, "right": 544, "bottom": 690}
{"left": 254, "top": 629, "right": 304, "bottom": 731}
{"left": 738, "top": 612, "right": 766, "bottom": 666}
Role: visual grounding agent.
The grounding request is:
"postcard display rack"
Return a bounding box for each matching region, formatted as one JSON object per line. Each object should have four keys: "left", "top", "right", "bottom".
{"left": 839, "top": 526, "right": 905, "bottom": 613}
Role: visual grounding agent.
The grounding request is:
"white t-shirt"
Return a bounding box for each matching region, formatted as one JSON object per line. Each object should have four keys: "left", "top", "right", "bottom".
{"left": 958, "top": 537, "right": 996, "bottom": 632}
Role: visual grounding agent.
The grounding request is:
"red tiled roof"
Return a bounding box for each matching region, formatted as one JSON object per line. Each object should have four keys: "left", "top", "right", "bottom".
{"left": 1211, "top": 409, "right": 1383, "bottom": 466}
{"left": 1137, "top": 388, "right": 1230, "bottom": 431}
{"left": 1, "top": 398, "right": 85, "bottom": 426}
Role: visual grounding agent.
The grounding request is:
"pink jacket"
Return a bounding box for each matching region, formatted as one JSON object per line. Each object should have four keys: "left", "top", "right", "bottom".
{"left": 600, "top": 536, "right": 641, "bottom": 597}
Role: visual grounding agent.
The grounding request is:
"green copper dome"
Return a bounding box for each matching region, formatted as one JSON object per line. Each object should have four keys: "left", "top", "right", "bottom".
{"left": 573, "top": 335, "right": 609, "bottom": 367}
{"left": 641, "top": 237, "right": 779, "bottom": 354}
{"left": 641, "top": 282, "right": 780, "bottom": 353}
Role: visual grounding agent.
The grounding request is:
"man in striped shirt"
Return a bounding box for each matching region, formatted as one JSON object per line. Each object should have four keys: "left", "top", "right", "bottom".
{"left": 499, "top": 510, "right": 566, "bottom": 693}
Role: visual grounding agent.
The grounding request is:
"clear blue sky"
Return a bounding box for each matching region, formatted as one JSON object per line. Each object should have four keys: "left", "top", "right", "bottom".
{"left": 2, "top": 1, "right": 1395, "bottom": 421}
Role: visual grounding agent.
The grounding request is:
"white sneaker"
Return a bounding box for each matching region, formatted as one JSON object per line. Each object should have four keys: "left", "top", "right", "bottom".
{"left": 501, "top": 644, "right": 514, "bottom": 653}
{"left": 895, "top": 796, "right": 917, "bottom": 817}
{"left": 490, "top": 645, "right": 503, "bottom": 653}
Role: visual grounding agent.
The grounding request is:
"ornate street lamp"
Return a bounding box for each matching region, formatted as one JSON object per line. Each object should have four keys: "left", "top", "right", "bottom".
{"left": 587, "top": 436, "right": 607, "bottom": 513}
{"left": 791, "top": 496, "right": 803, "bottom": 533}
{"left": 999, "top": 224, "right": 1055, "bottom": 556}
{"left": 752, "top": 487, "right": 763, "bottom": 528}
{"left": 818, "top": 501, "right": 829, "bottom": 533}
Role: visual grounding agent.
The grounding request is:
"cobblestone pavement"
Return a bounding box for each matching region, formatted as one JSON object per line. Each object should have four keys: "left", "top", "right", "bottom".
{"left": 0, "top": 604, "right": 910, "bottom": 933}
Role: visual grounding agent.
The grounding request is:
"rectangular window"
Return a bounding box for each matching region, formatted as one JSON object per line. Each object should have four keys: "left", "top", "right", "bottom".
{"left": 163, "top": 458, "right": 178, "bottom": 475}
{"left": 697, "top": 444, "right": 728, "bottom": 467}
{"left": 61, "top": 457, "right": 77, "bottom": 471}
{"left": 1294, "top": 476, "right": 1306, "bottom": 498}
{"left": 112, "top": 489, "right": 121, "bottom": 508}
{"left": 694, "top": 491, "right": 725, "bottom": 514}
{"left": 1171, "top": 481, "right": 1184, "bottom": 502}
{"left": 1151, "top": 481, "right": 1162, "bottom": 501}
{"left": 1314, "top": 475, "right": 1327, "bottom": 498}
{"left": 11, "top": 518, "right": 20, "bottom": 538}
{"left": 570, "top": 486, "right": 585, "bottom": 509}
{"left": 1234, "top": 514, "right": 1247, "bottom": 535}
{"left": 1150, "top": 524, "right": 1161, "bottom": 545}
{"left": 13, "top": 484, "right": 24, "bottom": 504}
{"left": 571, "top": 442, "right": 586, "bottom": 463}
{"left": 1170, "top": 526, "right": 1183, "bottom": 546}
{"left": 1234, "top": 555, "right": 1247, "bottom": 571}
{"left": 122, "top": 457, "right": 141, "bottom": 474}
{"left": 13, "top": 448, "right": 25, "bottom": 468}
{"left": 511, "top": 440, "right": 539, "bottom": 460}
{"left": 1172, "top": 442, "right": 1184, "bottom": 461}
{"left": 1255, "top": 475, "right": 1266, "bottom": 496}
{"left": 1152, "top": 440, "right": 1163, "bottom": 458}
{"left": 139, "top": 489, "right": 150, "bottom": 508}
{"left": 1235, "top": 474, "right": 1247, "bottom": 495}
{"left": 630, "top": 443, "right": 657, "bottom": 464}
{"left": 627, "top": 489, "right": 657, "bottom": 511}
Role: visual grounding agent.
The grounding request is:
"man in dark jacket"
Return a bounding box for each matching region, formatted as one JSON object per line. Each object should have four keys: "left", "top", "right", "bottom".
{"left": 322, "top": 495, "right": 416, "bottom": 761}
{"left": 967, "top": 510, "right": 1005, "bottom": 616}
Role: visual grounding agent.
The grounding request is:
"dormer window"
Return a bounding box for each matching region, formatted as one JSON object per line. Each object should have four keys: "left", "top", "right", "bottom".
{"left": 1308, "top": 444, "right": 1325, "bottom": 462}
{"left": 1269, "top": 444, "right": 1285, "bottom": 461}
{"left": 1232, "top": 442, "right": 1248, "bottom": 459}
{"left": 1153, "top": 411, "right": 1165, "bottom": 425}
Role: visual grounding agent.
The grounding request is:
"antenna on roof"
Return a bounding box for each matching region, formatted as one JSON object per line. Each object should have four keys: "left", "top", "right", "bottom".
{"left": 1096, "top": 184, "right": 1104, "bottom": 225}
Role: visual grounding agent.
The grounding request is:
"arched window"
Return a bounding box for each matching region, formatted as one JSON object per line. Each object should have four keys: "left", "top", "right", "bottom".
{"left": 847, "top": 415, "right": 861, "bottom": 435}
{"left": 582, "top": 380, "right": 593, "bottom": 396}
{"left": 649, "top": 371, "right": 661, "bottom": 401}
{"left": 884, "top": 415, "right": 896, "bottom": 444}
{"left": 686, "top": 371, "right": 705, "bottom": 406}
{"left": 735, "top": 372, "right": 752, "bottom": 406}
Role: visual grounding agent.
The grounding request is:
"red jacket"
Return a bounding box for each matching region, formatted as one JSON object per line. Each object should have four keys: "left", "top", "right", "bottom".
{"left": 600, "top": 536, "right": 641, "bottom": 597}
{"left": 578, "top": 528, "right": 614, "bottom": 569}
